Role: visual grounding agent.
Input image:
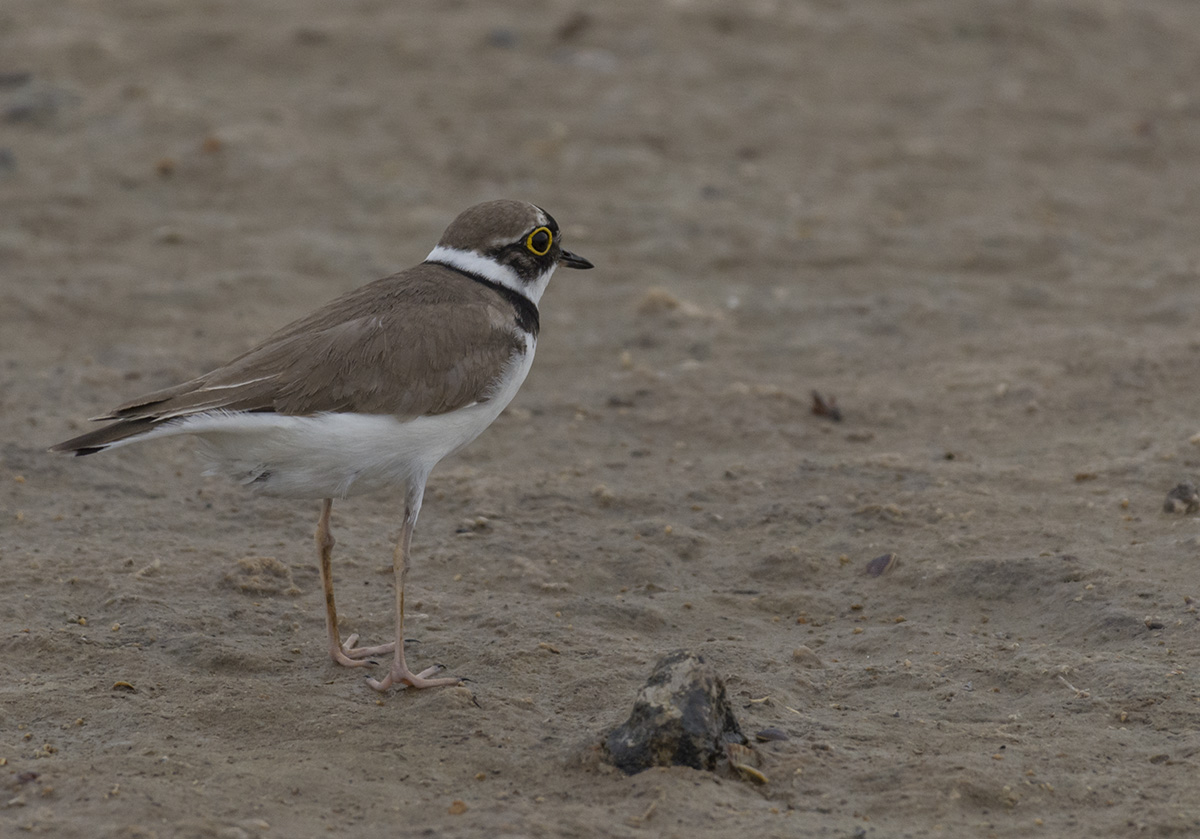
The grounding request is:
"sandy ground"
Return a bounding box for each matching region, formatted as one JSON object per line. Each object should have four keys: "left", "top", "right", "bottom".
{"left": 4, "top": 1, "right": 1200, "bottom": 836}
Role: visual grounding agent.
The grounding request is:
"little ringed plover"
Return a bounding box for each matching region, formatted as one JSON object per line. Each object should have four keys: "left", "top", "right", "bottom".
{"left": 51, "top": 199, "right": 594, "bottom": 692}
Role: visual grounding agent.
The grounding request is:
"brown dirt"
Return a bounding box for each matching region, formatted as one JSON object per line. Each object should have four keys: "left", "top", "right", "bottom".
{"left": 4, "top": 1, "right": 1200, "bottom": 836}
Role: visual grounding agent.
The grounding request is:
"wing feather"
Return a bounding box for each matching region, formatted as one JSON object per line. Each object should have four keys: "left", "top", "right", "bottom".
{"left": 51, "top": 266, "right": 529, "bottom": 455}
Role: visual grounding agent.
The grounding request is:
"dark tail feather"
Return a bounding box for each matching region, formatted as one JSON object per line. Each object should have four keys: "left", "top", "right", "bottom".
{"left": 49, "top": 417, "right": 162, "bottom": 456}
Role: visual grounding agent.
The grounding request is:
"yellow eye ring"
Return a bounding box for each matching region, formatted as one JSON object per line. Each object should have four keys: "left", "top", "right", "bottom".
{"left": 526, "top": 226, "right": 553, "bottom": 256}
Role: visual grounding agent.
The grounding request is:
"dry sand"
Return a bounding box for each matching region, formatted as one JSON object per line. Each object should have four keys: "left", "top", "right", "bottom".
{"left": 4, "top": 1, "right": 1200, "bottom": 836}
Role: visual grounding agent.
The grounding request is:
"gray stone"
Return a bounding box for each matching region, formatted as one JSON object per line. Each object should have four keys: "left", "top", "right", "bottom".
{"left": 602, "top": 650, "right": 746, "bottom": 774}
{"left": 1163, "top": 481, "right": 1200, "bottom": 514}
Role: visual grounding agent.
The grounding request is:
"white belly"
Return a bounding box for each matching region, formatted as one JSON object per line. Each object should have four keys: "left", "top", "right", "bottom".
{"left": 137, "top": 340, "right": 536, "bottom": 499}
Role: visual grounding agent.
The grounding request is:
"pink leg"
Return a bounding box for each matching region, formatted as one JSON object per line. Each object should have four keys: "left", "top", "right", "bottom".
{"left": 316, "top": 498, "right": 394, "bottom": 668}
{"left": 367, "top": 488, "right": 461, "bottom": 692}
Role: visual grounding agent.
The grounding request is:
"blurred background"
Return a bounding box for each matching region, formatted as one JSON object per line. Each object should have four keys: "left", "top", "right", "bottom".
{"left": 4, "top": 2, "right": 1200, "bottom": 837}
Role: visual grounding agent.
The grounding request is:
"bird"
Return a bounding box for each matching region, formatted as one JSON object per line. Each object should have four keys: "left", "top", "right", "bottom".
{"left": 50, "top": 199, "right": 594, "bottom": 692}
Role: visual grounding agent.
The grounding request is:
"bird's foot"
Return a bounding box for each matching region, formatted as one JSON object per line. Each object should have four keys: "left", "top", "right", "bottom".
{"left": 328, "top": 633, "right": 395, "bottom": 668}
{"left": 366, "top": 661, "right": 461, "bottom": 692}
{"left": 341, "top": 633, "right": 396, "bottom": 659}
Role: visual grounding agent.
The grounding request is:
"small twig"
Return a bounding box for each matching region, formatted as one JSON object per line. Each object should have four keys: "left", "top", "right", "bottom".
{"left": 1057, "top": 674, "right": 1090, "bottom": 699}
{"left": 628, "top": 788, "right": 665, "bottom": 825}
{"left": 811, "top": 390, "right": 843, "bottom": 422}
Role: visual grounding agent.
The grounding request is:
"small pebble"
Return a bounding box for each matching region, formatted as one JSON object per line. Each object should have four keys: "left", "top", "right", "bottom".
{"left": 865, "top": 553, "right": 898, "bottom": 577}
{"left": 791, "top": 646, "right": 824, "bottom": 668}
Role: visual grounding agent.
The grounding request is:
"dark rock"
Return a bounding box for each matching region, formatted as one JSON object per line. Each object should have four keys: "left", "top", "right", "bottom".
{"left": 865, "top": 552, "right": 898, "bottom": 577}
{"left": 1, "top": 79, "right": 76, "bottom": 125}
{"left": 602, "top": 650, "right": 746, "bottom": 774}
{"left": 1163, "top": 481, "right": 1199, "bottom": 514}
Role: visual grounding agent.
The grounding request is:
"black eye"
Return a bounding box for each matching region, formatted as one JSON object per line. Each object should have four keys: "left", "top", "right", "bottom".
{"left": 526, "top": 227, "right": 552, "bottom": 256}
